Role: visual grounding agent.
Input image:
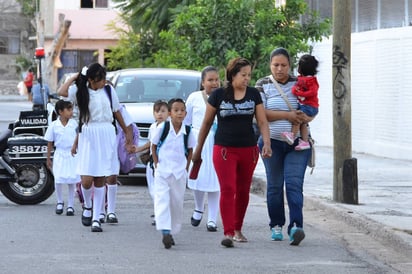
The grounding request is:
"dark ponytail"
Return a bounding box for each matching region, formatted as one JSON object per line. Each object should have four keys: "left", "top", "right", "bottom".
{"left": 76, "top": 63, "right": 106, "bottom": 126}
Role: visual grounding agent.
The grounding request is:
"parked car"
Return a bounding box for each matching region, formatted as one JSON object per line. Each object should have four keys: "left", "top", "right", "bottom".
{"left": 110, "top": 68, "right": 201, "bottom": 176}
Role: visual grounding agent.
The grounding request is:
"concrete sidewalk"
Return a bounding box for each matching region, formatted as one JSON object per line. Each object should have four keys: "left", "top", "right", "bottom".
{"left": 253, "top": 146, "right": 412, "bottom": 251}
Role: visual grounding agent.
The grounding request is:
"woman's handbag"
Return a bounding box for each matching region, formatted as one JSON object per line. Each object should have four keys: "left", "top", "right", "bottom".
{"left": 271, "top": 76, "right": 316, "bottom": 174}
{"left": 307, "top": 137, "right": 315, "bottom": 174}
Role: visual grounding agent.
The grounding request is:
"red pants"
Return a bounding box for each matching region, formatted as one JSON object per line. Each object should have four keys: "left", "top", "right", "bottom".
{"left": 213, "top": 145, "right": 259, "bottom": 236}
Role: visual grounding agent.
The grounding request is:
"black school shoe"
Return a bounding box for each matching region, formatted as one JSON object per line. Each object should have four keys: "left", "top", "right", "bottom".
{"left": 91, "top": 220, "right": 103, "bottom": 232}
{"left": 190, "top": 210, "right": 203, "bottom": 227}
{"left": 106, "top": 213, "right": 118, "bottom": 224}
{"left": 66, "top": 207, "right": 74, "bottom": 216}
{"left": 206, "top": 221, "right": 217, "bottom": 232}
{"left": 81, "top": 207, "right": 92, "bottom": 226}
{"left": 55, "top": 203, "right": 64, "bottom": 215}
{"left": 162, "top": 234, "right": 173, "bottom": 249}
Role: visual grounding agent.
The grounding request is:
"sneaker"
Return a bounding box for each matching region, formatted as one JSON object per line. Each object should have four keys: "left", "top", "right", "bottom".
{"left": 289, "top": 227, "right": 305, "bottom": 246}
{"left": 271, "top": 225, "right": 283, "bottom": 241}
{"left": 295, "top": 139, "right": 310, "bottom": 151}
{"left": 281, "top": 132, "right": 295, "bottom": 145}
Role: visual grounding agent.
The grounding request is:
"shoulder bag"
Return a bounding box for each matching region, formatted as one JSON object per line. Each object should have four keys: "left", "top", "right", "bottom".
{"left": 270, "top": 76, "right": 316, "bottom": 174}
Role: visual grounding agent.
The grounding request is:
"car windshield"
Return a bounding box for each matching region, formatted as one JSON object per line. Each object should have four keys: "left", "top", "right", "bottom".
{"left": 114, "top": 74, "right": 200, "bottom": 103}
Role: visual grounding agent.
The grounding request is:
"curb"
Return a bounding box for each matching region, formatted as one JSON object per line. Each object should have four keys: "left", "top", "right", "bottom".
{"left": 251, "top": 175, "right": 412, "bottom": 255}
{"left": 305, "top": 196, "right": 412, "bottom": 255}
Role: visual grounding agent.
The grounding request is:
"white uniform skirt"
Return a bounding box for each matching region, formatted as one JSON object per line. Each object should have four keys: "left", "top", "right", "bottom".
{"left": 53, "top": 148, "right": 81, "bottom": 184}
{"left": 188, "top": 128, "right": 220, "bottom": 192}
{"left": 76, "top": 122, "right": 119, "bottom": 177}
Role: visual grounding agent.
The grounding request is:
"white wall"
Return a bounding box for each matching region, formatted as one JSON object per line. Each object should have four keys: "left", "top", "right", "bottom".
{"left": 311, "top": 26, "right": 412, "bottom": 160}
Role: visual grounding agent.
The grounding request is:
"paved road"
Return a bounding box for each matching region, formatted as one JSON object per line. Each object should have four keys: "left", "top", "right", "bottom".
{"left": 1, "top": 94, "right": 411, "bottom": 273}
{"left": 0, "top": 185, "right": 404, "bottom": 274}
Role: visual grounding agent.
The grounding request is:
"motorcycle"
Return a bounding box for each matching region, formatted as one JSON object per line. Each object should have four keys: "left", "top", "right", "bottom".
{"left": 0, "top": 109, "right": 54, "bottom": 205}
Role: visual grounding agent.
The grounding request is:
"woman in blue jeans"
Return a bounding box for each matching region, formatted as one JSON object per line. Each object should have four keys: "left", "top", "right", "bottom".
{"left": 256, "top": 48, "right": 312, "bottom": 246}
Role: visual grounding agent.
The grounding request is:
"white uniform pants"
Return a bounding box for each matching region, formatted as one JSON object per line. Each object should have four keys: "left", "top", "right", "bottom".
{"left": 154, "top": 173, "right": 186, "bottom": 235}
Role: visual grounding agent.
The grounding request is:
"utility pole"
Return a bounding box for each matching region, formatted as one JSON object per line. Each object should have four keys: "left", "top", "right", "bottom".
{"left": 332, "top": 0, "right": 358, "bottom": 204}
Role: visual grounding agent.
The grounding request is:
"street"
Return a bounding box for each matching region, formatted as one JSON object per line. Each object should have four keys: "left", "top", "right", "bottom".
{"left": 0, "top": 185, "right": 400, "bottom": 274}
{"left": 0, "top": 100, "right": 32, "bottom": 131}
{"left": 0, "top": 99, "right": 411, "bottom": 273}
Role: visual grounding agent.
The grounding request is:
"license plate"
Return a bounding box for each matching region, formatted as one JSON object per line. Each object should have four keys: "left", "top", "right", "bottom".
{"left": 10, "top": 145, "right": 48, "bottom": 154}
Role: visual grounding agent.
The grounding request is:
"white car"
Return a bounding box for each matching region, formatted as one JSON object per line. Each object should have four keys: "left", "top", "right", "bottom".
{"left": 110, "top": 68, "right": 201, "bottom": 176}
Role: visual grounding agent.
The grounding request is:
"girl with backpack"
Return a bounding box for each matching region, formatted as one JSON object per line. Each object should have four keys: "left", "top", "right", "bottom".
{"left": 72, "top": 63, "right": 132, "bottom": 232}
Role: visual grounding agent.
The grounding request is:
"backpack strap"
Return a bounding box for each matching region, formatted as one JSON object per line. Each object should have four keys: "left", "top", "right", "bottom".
{"left": 104, "top": 84, "right": 117, "bottom": 133}
{"left": 158, "top": 121, "right": 170, "bottom": 148}
{"left": 184, "top": 125, "right": 191, "bottom": 157}
{"left": 157, "top": 121, "right": 191, "bottom": 157}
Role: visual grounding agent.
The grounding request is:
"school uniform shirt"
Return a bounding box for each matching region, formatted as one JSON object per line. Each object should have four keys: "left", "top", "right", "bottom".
{"left": 150, "top": 122, "right": 196, "bottom": 180}
{"left": 44, "top": 118, "right": 80, "bottom": 184}
{"left": 76, "top": 86, "right": 121, "bottom": 176}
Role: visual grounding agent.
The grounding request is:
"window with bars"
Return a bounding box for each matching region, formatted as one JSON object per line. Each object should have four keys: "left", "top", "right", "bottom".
{"left": 0, "top": 36, "right": 19, "bottom": 54}
{"left": 81, "top": 0, "right": 108, "bottom": 8}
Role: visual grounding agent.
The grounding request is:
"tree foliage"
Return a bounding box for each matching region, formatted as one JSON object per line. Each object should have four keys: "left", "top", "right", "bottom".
{"left": 109, "top": 0, "right": 331, "bottom": 81}
{"left": 112, "top": 0, "right": 196, "bottom": 33}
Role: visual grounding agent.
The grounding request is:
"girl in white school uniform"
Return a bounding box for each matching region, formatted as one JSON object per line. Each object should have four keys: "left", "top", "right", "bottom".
{"left": 151, "top": 98, "right": 196, "bottom": 249}
{"left": 72, "top": 63, "right": 131, "bottom": 232}
{"left": 45, "top": 100, "right": 80, "bottom": 216}
{"left": 184, "top": 66, "right": 221, "bottom": 232}
{"left": 133, "top": 100, "right": 169, "bottom": 226}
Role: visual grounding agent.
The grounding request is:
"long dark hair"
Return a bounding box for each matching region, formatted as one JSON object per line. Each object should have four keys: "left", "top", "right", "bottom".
{"left": 76, "top": 63, "right": 106, "bottom": 124}
{"left": 224, "top": 57, "right": 252, "bottom": 105}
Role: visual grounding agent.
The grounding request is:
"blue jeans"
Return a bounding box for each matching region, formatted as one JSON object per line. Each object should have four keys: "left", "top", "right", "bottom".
{"left": 258, "top": 138, "right": 311, "bottom": 234}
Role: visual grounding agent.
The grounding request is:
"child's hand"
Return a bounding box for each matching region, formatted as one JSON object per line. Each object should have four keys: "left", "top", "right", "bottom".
{"left": 71, "top": 145, "right": 77, "bottom": 156}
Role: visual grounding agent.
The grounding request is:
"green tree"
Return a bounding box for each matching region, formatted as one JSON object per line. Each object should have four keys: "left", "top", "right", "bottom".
{"left": 154, "top": 0, "right": 331, "bottom": 81}
{"left": 112, "top": 0, "right": 196, "bottom": 33}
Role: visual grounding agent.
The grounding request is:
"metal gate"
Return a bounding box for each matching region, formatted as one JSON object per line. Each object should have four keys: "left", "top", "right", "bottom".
{"left": 57, "top": 50, "right": 98, "bottom": 81}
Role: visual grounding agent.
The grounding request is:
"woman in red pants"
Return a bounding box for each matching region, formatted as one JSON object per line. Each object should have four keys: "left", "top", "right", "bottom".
{"left": 192, "top": 57, "right": 272, "bottom": 248}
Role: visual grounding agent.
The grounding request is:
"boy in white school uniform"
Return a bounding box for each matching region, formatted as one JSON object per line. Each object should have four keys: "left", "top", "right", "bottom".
{"left": 151, "top": 98, "right": 196, "bottom": 249}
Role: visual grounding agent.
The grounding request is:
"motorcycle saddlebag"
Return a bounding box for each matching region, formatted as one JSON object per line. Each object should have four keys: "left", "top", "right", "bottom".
{"left": 7, "top": 135, "right": 49, "bottom": 164}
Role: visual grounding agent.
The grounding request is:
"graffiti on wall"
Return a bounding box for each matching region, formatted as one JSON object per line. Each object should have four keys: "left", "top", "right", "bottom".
{"left": 332, "top": 45, "right": 348, "bottom": 116}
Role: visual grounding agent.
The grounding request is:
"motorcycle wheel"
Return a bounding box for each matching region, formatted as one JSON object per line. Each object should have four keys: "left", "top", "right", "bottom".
{"left": 0, "top": 163, "right": 54, "bottom": 205}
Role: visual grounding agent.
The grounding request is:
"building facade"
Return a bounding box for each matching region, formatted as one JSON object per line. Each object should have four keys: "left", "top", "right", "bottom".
{"left": 307, "top": 0, "right": 412, "bottom": 160}
{"left": 39, "top": 0, "right": 124, "bottom": 89}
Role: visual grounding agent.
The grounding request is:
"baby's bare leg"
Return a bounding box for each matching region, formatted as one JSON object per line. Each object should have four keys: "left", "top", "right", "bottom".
{"left": 300, "top": 123, "right": 309, "bottom": 142}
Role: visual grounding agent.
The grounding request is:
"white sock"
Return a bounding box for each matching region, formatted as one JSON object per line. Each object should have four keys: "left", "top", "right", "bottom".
{"left": 92, "top": 186, "right": 105, "bottom": 222}
{"left": 100, "top": 185, "right": 107, "bottom": 216}
{"left": 107, "top": 184, "right": 117, "bottom": 214}
{"left": 81, "top": 185, "right": 93, "bottom": 217}
{"left": 193, "top": 190, "right": 205, "bottom": 219}
{"left": 55, "top": 184, "right": 63, "bottom": 203}
{"left": 207, "top": 191, "right": 220, "bottom": 223}
{"left": 67, "top": 184, "right": 75, "bottom": 208}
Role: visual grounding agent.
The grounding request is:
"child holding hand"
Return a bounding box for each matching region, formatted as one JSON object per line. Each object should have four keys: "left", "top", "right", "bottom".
{"left": 133, "top": 100, "right": 169, "bottom": 225}
{"left": 45, "top": 100, "right": 80, "bottom": 216}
